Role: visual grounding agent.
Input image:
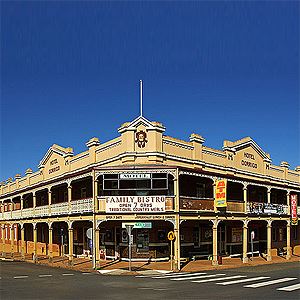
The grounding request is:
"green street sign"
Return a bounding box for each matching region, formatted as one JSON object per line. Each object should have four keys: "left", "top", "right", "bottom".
{"left": 122, "top": 222, "right": 152, "bottom": 229}
{"left": 134, "top": 222, "right": 152, "bottom": 229}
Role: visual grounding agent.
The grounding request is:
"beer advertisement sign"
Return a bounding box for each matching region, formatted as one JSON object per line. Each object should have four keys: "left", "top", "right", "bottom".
{"left": 215, "top": 179, "right": 227, "bottom": 207}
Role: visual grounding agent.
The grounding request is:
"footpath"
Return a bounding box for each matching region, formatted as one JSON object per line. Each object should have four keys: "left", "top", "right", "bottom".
{"left": 1, "top": 252, "right": 299, "bottom": 275}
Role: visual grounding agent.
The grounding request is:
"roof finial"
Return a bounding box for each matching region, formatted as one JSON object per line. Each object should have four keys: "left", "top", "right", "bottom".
{"left": 140, "top": 80, "right": 143, "bottom": 117}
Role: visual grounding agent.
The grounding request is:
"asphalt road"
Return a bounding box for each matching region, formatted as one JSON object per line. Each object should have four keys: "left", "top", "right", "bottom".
{"left": 0, "top": 260, "right": 299, "bottom": 300}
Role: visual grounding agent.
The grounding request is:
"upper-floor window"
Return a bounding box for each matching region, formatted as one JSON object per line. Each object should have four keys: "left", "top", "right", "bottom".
{"left": 102, "top": 173, "right": 168, "bottom": 191}
{"left": 98, "top": 173, "right": 174, "bottom": 196}
{"left": 80, "top": 187, "right": 87, "bottom": 199}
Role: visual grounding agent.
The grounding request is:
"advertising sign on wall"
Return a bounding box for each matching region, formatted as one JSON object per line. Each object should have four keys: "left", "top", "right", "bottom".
{"left": 232, "top": 228, "right": 242, "bottom": 243}
{"left": 215, "top": 179, "right": 227, "bottom": 207}
{"left": 291, "top": 194, "right": 298, "bottom": 225}
{"left": 106, "top": 196, "right": 166, "bottom": 213}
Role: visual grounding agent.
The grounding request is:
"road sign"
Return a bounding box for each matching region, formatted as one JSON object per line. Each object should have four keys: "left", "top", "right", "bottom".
{"left": 86, "top": 228, "right": 93, "bottom": 239}
{"left": 133, "top": 222, "right": 152, "bottom": 229}
{"left": 168, "top": 231, "right": 175, "bottom": 241}
{"left": 122, "top": 222, "right": 152, "bottom": 229}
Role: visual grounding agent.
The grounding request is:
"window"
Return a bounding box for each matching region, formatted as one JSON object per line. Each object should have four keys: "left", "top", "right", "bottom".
{"left": 80, "top": 187, "right": 87, "bottom": 199}
{"left": 196, "top": 183, "right": 205, "bottom": 198}
{"left": 292, "top": 226, "right": 298, "bottom": 240}
{"left": 278, "top": 228, "right": 284, "bottom": 242}
{"left": 272, "top": 227, "right": 277, "bottom": 242}
{"left": 52, "top": 193, "right": 56, "bottom": 203}
{"left": 102, "top": 173, "right": 168, "bottom": 190}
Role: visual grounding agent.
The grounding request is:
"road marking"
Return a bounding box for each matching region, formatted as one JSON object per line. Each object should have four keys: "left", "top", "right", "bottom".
{"left": 137, "top": 287, "right": 168, "bottom": 291}
{"left": 192, "top": 275, "right": 246, "bottom": 283}
{"left": 244, "top": 278, "right": 297, "bottom": 288}
{"left": 171, "top": 274, "right": 226, "bottom": 281}
{"left": 162, "top": 272, "right": 188, "bottom": 276}
{"left": 153, "top": 272, "right": 207, "bottom": 279}
{"left": 82, "top": 272, "right": 92, "bottom": 275}
{"left": 277, "top": 283, "right": 300, "bottom": 292}
{"left": 62, "top": 273, "right": 74, "bottom": 276}
{"left": 98, "top": 269, "right": 118, "bottom": 274}
{"left": 14, "top": 276, "right": 29, "bottom": 279}
{"left": 155, "top": 270, "right": 172, "bottom": 274}
{"left": 38, "top": 275, "right": 53, "bottom": 278}
{"left": 217, "top": 277, "right": 270, "bottom": 285}
{"left": 136, "top": 272, "right": 189, "bottom": 278}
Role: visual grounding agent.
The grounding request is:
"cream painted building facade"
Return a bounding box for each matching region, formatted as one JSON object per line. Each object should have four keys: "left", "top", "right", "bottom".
{"left": 1, "top": 116, "right": 299, "bottom": 270}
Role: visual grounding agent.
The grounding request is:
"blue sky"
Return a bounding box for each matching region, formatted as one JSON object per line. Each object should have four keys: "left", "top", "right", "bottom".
{"left": 1, "top": 1, "right": 299, "bottom": 181}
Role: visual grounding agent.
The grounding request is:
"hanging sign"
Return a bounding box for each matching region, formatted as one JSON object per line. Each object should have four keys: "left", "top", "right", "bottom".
{"left": 291, "top": 194, "right": 298, "bottom": 225}
{"left": 215, "top": 179, "right": 227, "bottom": 207}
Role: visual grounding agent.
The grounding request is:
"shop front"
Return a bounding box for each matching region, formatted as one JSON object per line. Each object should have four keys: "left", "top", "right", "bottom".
{"left": 98, "top": 220, "right": 174, "bottom": 261}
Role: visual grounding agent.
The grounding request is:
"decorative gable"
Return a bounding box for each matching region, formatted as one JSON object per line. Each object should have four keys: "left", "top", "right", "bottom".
{"left": 118, "top": 116, "right": 165, "bottom": 133}
{"left": 39, "top": 144, "right": 73, "bottom": 178}
{"left": 223, "top": 137, "right": 271, "bottom": 174}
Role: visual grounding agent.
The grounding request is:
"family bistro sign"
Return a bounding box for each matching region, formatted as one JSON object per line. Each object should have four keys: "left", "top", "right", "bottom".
{"left": 106, "top": 196, "right": 166, "bottom": 213}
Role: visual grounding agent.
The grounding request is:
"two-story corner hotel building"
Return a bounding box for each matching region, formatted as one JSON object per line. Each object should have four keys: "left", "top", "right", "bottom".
{"left": 1, "top": 115, "right": 299, "bottom": 270}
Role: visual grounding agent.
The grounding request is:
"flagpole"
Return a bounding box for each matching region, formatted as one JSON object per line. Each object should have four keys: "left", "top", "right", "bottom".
{"left": 140, "top": 80, "right": 143, "bottom": 117}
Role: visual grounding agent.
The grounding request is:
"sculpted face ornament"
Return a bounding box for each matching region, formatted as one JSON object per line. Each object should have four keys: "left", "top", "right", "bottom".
{"left": 135, "top": 130, "right": 148, "bottom": 148}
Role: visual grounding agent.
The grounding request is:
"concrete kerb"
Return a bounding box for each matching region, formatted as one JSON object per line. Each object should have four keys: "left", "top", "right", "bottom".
{"left": 1, "top": 253, "right": 299, "bottom": 275}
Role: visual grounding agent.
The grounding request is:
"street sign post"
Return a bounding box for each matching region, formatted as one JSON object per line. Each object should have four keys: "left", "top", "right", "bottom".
{"left": 60, "top": 229, "right": 64, "bottom": 256}
{"left": 251, "top": 230, "right": 255, "bottom": 259}
{"left": 121, "top": 222, "right": 152, "bottom": 271}
{"left": 167, "top": 231, "right": 175, "bottom": 271}
{"left": 125, "top": 224, "right": 134, "bottom": 271}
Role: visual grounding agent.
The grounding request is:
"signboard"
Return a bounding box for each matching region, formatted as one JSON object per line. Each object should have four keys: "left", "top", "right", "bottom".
{"left": 232, "top": 228, "right": 242, "bottom": 243}
{"left": 214, "top": 179, "right": 227, "bottom": 207}
{"left": 120, "top": 173, "right": 151, "bottom": 179}
{"left": 106, "top": 196, "right": 166, "bottom": 213}
{"left": 86, "top": 228, "right": 93, "bottom": 239}
{"left": 122, "top": 222, "right": 152, "bottom": 229}
{"left": 121, "top": 229, "right": 128, "bottom": 243}
{"left": 167, "top": 231, "right": 175, "bottom": 241}
{"left": 291, "top": 194, "right": 298, "bottom": 225}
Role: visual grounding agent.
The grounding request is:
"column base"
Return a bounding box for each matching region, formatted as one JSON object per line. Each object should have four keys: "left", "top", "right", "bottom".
{"left": 267, "top": 255, "right": 272, "bottom": 261}
{"left": 242, "top": 257, "right": 249, "bottom": 263}
{"left": 212, "top": 260, "right": 218, "bottom": 266}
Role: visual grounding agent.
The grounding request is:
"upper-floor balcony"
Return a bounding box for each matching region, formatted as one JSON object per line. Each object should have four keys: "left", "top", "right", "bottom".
{"left": 179, "top": 197, "right": 294, "bottom": 216}
{"left": 1, "top": 198, "right": 93, "bottom": 220}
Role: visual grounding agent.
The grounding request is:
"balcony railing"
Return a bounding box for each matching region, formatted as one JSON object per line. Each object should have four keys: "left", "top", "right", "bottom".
{"left": 51, "top": 202, "right": 69, "bottom": 216}
{"left": 1, "top": 198, "right": 93, "bottom": 220}
{"left": 247, "top": 202, "right": 289, "bottom": 215}
{"left": 180, "top": 197, "right": 214, "bottom": 211}
{"left": 179, "top": 197, "right": 245, "bottom": 212}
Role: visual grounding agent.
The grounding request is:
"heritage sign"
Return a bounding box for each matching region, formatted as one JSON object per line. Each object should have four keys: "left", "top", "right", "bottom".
{"left": 106, "top": 196, "right": 166, "bottom": 213}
